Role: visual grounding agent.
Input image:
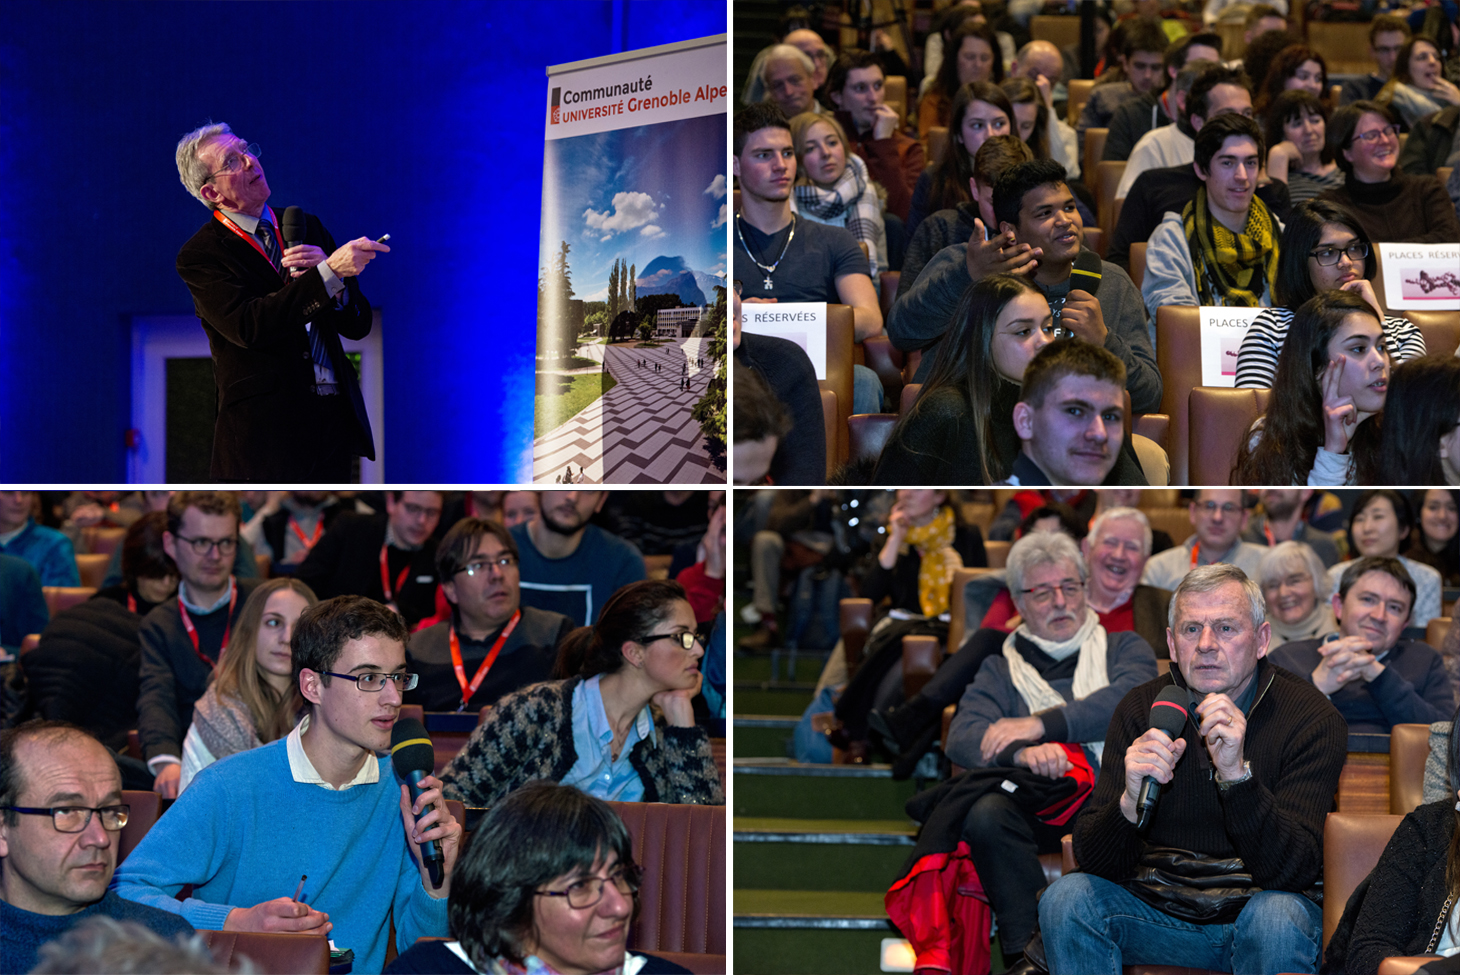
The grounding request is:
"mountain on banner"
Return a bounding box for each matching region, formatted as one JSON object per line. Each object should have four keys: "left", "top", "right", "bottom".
{"left": 636, "top": 255, "right": 707, "bottom": 306}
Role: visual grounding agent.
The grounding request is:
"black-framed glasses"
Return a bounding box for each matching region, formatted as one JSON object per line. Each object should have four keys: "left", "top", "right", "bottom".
{"left": 458, "top": 555, "right": 517, "bottom": 577}
{"left": 174, "top": 534, "right": 238, "bottom": 556}
{"left": 1350, "top": 124, "right": 1398, "bottom": 145}
{"left": 202, "top": 143, "right": 261, "bottom": 184}
{"left": 1309, "top": 242, "right": 1369, "bottom": 266}
{"left": 2, "top": 804, "right": 130, "bottom": 832}
{"left": 639, "top": 631, "right": 700, "bottom": 650}
{"left": 321, "top": 671, "right": 419, "bottom": 692}
{"left": 1016, "top": 582, "right": 1083, "bottom": 608}
{"left": 536, "top": 862, "right": 641, "bottom": 909}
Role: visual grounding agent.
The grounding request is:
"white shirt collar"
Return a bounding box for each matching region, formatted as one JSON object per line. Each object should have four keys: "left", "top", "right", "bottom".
{"left": 178, "top": 577, "right": 235, "bottom": 615}
{"left": 220, "top": 208, "right": 263, "bottom": 233}
{"left": 285, "top": 714, "right": 380, "bottom": 790}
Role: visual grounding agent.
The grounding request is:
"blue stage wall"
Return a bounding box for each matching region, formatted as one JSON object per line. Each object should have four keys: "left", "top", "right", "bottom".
{"left": 0, "top": 0, "right": 726, "bottom": 482}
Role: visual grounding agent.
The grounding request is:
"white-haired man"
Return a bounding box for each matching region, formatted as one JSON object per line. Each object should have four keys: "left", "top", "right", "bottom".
{"left": 886, "top": 532, "right": 1157, "bottom": 970}
{"left": 173, "top": 122, "right": 388, "bottom": 481}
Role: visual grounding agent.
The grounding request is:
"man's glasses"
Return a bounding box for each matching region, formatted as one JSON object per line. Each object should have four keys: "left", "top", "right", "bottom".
{"left": 1350, "top": 125, "right": 1399, "bottom": 145}
{"left": 2, "top": 804, "right": 130, "bottom": 832}
{"left": 174, "top": 534, "right": 238, "bottom": 556}
{"left": 202, "top": 143, "right": 260, "bottom": 184}
{"left": 640, "top": 631, "right": 700, "bottom": 650}
{"left": 399, "top": 502, "right": 441, "bottom": 520}
{"left": 321, "top": 672, "right": 419, "bottom": 692}
{"left": 1309, "top": 242, "right": 1370, "bottom": 266}
{"left": 1017, "top": 582, "right": 1083, "bottom": 608}
{"left": 1197, "top": 502, "right": 1241, "bottom": 517}
{"left": 536, "top": 863, "right": 641, "bottom": 909}
{"left": 459, "top": 555, "right": 517, "bottom": 577}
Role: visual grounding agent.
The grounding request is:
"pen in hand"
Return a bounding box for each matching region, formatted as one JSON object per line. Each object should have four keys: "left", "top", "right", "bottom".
{"left": 292, "top": 874, "right": 307, "bottom": 904}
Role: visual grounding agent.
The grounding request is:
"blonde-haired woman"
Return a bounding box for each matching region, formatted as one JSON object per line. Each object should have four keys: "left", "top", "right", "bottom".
{"left": 180, "top": 577, "right": 317, "bottom": 790}
{"left": 788, "top": 111, "right": 888, "bottom": 281}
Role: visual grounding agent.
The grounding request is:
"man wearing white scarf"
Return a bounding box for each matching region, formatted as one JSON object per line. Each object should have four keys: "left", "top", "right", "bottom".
{"left": 943, "top": 532, "right": 1158, "bottom": 966}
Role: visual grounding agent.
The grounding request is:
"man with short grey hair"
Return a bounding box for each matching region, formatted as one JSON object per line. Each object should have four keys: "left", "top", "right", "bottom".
{"left": 755, "top": 44, "right": 821, "bottom": 118}
{"left": 1141, "top": 489, "right": 1265, "bottom": 593}
{"left": 1040, "top": 563, "right": 1346, "bottom": 974}
{"left": 931, "top": 531, "right": 1156, "bottom": 968}
{"left": 1082, "top": 506, "right": 1172, "bottom": 654}
{"left": 173, "top": 122, "right": 388, "bottom": 481}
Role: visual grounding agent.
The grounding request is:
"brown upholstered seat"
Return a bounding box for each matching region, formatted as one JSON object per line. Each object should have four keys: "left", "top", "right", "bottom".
{"left": 1155, "top": 305, "right": 1204, "bottom": 485}
{"left": 860, "top": 333, "right": 904, "bottom": 409}
{"left": 926, "top": 127, "right": 948, "bottom": 168}
{"left": 821, "top": 304, "right": 856, "bottom": 471}
{"left": 1390, "top": 723, "right": 1432, "bottom": 815}
{"left": 819, "top": 388, "right": 838, "bottom": 480}
{"left": 879, "top": 271, "right": 900, "bottom": 325}
{"left": 201, "top": 931, "right": 329, "bottom": 975}
{"left": 1323, "top": 813, "right": 1404, "bottom": 948}
{"left": 1066, "top": 79, "right": 1094, "bottom": 127}
{"left": 1187, "top": 387, "right": 1270, "bottom": 485}
{"left": 1129, "top": 241, "right": 1147, "bottom": 288}
{"left": 1425, "top": 617, "right": 1452, "bottom": 651}
{"left": 41, "top": 586, "right": 96, "bottom": 617}
{"left": 1084, "top": 128, "right": 1108, "bottom": 190}
{"left": 118, "top": 789, "right": 160, "bottom": 864}
{"left": 605, "top": 801, "right": 726, "bottom": 954}
{"left": 1402, "top": 311, "right": 1460, "bottom": 358}
{"left": 1096, "top": 160, "right": 1127, "bottom": 234}
{"left": 847, "top": 413, "right": 898, "bottom": 468}
{"left": 984, "top": 540, "right": 1010, "bottom": 569}
{"left": 80, "top": 525, "right": 127, "bottom": 555}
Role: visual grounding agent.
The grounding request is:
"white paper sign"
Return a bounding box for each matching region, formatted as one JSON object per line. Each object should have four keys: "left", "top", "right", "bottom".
{"left": 740, "top": 302, "right": 828, "bottom": 380}
{"left": 1378, "top": 242, "right": 1460, "bottom": 311}
{"left": 1199, "top": 306, "right": 1266, "bottom": 387}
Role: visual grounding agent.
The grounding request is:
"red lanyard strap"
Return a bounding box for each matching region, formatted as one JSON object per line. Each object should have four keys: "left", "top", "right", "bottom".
{"left": 450, "top": 610, "right": 522, "bottom": 712}
{"left": 177, "top": 577, "right": 237, "bottom": 671}
{"left": 289, "top": 516, "right": 324, "bottom": 551}
{"left": 380, "top": 544, "right": 411, "bottom": 604}
{"left": 1189, "top": 542, "right": 1201, "bottom": 569}
{"left": 213, "top": 206, "right": 281, "bottom": 274}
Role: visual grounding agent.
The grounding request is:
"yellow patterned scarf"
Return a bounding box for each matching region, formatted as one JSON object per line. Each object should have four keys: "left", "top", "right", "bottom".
{"left": 1182, "top": 186, "right": 1279, "bottom": 307}
{"left": 904, "top": 506, "right": 963, "bottom": 617}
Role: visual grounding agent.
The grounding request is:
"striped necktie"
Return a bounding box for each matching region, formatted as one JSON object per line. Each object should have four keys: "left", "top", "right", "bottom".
{"left": 259, "top": 217, "right": 334, "bottom": 376}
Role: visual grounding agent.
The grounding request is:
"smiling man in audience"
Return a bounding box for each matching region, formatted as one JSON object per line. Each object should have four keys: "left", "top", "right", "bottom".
{"left": 1141, "top": 490, "right": 1267, "bottom": 591}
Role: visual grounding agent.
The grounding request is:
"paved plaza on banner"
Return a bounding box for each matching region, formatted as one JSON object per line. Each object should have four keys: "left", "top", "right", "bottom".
{"left": 532, "top": 335, "right": 723, "bottom": 483}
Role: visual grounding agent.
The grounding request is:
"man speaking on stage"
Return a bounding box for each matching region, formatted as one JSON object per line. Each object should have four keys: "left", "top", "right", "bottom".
{"left": 174, "top": 122, "right": 388, "bottom": 482}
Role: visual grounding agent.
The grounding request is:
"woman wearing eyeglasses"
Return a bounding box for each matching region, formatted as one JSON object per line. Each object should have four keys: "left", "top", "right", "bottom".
{"left": 1316, "top": 101, "right": 1460, "bottom": 244}
{"left": 385, "top": 781, "right": 693, "bottom": 975}
{"left": 1234, "top": 199, "right": 1427, "bottom": 390}
{"left": 440, "top": 580, "right": 723, "bottom": 809}
{"left": 178, "top": 578, "right": 317, "bottom": 792}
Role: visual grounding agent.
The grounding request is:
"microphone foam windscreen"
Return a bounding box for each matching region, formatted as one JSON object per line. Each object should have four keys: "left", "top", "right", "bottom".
{"left": 1148, "top": 686, "right": 1190, "bottom": 740}
{"left": 390, "top": 717, "right": 434, "bottom": 777}
{"left": 281, "top": 205, "right": 305, "bottom": 244}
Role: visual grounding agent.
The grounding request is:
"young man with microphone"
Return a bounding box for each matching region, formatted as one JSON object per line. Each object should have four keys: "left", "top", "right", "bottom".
{"left": 114, "top": 596, "right": 459, "bottom": 973}
{"left": 1039, "top": 564, "right": 1346, "bottom": 975}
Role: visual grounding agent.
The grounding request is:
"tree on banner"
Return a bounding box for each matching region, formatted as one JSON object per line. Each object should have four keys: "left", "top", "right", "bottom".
{"left": 537, "top": 240, "right": 576, "bottom": 361}
{"left": 690, "top": 284, "right": 727, "bottom": 471}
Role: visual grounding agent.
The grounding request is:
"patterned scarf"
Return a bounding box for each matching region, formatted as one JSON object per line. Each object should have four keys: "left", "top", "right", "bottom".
{"left": 903, "top": 505, "right": 963, "bottom": 617}
{"left": 1181, "top": 185, "right": 1279, "bottom": 307}
{"left": 1002, "top": 609, "right": 1110, "bottom": 766}
{"left": 793, "top": 154, "right": 882, "bottom": 275}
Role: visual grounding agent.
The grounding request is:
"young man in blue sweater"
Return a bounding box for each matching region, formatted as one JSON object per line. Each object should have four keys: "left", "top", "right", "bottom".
{"left": 114, "top": 596, "right": 461, "bottom": 973}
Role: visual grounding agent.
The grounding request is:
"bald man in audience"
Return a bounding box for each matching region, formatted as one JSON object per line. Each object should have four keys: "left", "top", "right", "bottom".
{"left": 784, "top": 28, "right": 834, "bottom": 98}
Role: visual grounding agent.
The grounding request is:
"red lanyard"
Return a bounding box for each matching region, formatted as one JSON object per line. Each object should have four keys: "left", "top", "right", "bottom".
{"left": 289, "top": 516, "right": 324, "bottom": 552}
{"left": 177, "top": 578, "right": 237, "bottom": 670}
{"left": 126, "top": 593, "right": 137, "bottom": 614}
{"left": 213, "top": 206, "right": 281, "bottom": 273}
{"left": 1190, "top": 542, "right": 1201, "bottom": 569}
{"left": 449, "top": 610, "right": 522, "bottom": 712}
{"left": 380, "top": 544, "right": 411, "bottom": 605}
{"left": 1262, "top": 521, "right": 1277, "bottom": 547}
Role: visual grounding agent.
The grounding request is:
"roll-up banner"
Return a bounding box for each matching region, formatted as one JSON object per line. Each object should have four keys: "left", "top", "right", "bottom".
{"left": 532, "top": 34, "right": 728, "bottom": 484}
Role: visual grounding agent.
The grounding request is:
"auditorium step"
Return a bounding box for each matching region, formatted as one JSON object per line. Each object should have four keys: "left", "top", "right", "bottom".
{"left": 733, "top": 715, "right": 798, "bottom": 758}
{"left": 733, "top": 890, "right": 900, "bottom": 975}
{"left": 735, "top": 817, "right": 914, "bottom": 891}
{"left": 733, "top": 682, "right": 816, "bottom": 717}
{"left": 733, "top": 759, "right": 919, "bottom": 821}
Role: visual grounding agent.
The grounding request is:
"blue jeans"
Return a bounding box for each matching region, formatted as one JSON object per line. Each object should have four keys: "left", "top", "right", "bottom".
{"left": 1038, "top": 872, "right": 1322, "bottom": 975}
{"left": 853, "top": 363, "right": 883, "bottom": 415}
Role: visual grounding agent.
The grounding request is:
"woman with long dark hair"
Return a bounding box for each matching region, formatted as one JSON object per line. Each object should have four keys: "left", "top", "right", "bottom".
{"left": 1375, "top": 355, "right": 1460, "bottom": 486}
{"left": 1233, "top": 290, "right": 1389, "bottom": 486}
{"left": 440, "top": 580, "right": 723, "bottom": 808}
{"left": 1262, "top": 90, "right": 1343, "bottom": 205}
{"left": 1001, "top": 76, "right": 1051, "bottom": 160}
{"left": 906, "top": 81, "right": 1014, "bottom": 238}
{"left": 1234, "top": 199, "right": 1425, "bottom": 390}
{"left": 918, "top": 20, "right": 1004, "bottom": 139}
{"left": 1407, "top": 489, "right": 1460, "bottom": 587}
{"left": 1254, "top": 44, "right": 1329, "bottom": 118}
{"left": 1379, "top": 35, "right": 1460, "bottom": 127}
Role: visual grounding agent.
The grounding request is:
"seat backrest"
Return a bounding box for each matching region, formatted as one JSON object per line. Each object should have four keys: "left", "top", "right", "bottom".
{"left": 819, "top": 305, "right": 856, "bottom": 470}
{"left": 1083, "top": 127, "right": 1108, "bottom": 185}
{"left": 840, "top": 597, "right": 875, "bottom": 672}
{"left": 1323, "top": 813, "right": 1404, "bottom": 948}
{"left": 1425, "top": 617, "right": 1451, "bottom": 651}
{"left": 201, "top": 931, "right": 329, "bottom": 975}
{"left": 1390, "top": 723, "right": 1433, "bottom": 816}
{"left": 947, "top": 566, "right": 1002, "bottom": 653}
{"left": 1095, "top": 160, "right": 1126, "bottom": 232}
{"left": 118, "top": 790, "right": 160, "bottom": 864}
{"left": 985, "top": 540, "right": 1011, "bottom": 569}
{"left": 900, "top": 382, "right": 921, "bottom": 415}
{"left": 1439, "top": 166, "right": 1453, "bottom": 191}
{"left": 399, "top": 704, "right": 424, "bottom": 726}
{"left": 1156, "top": 305, "right": 1203, "bottom": 484}
{"left": 1066, "top": 79, "right": 1095, "bottom": 127}
{"left": 927, "top": 126, "right": 949, "bottom": 167}
{"left": 847, "top": 413, "right": 898, "bottom": 467}
{"left": 644, "top": 553, "right": 673, "bottom": 580}
{"left": 1083, "top": 226, "right": 1104, "bottom": 258}
{"left": 1030, "top": 14, "right": 1080, "bottom": 50}
{"left": 1129, "top": 241, "right": 1147, "bottom": 289}
{"left": 819, "top": 388, "right": 838, "bottom": 479}
{"left": 879, "top": 271, "right": 901, "bottom": 323}
{"left": 81, "top": 525, "right": 127, "bottom": 556}
{"left": 885, "top": 75, "right": 907, "bottom": 128}
{"left": 42, "top": 586, "right": 97, "bottom": 617}
{"left": 75, "top": 553, "right": 109, "bottom": 590}
{"left": 902, "top": 634, "right": 942, "bottom": 698}
{"left": 1187, "top": 387, "right": 1270, "bottom": 485}
{"left": 861, "top": 333, "right": 904, "bottom": 408}
{"left": 606, "top": 801, "right": 726, "bottom": 954}
{"left": 1404, "top": 311, "right": 1460, "bottom": 358}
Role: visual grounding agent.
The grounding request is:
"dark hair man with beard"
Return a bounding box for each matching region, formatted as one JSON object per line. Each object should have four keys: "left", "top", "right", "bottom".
{"left": 509, "top": 493, "right": 646, "bottom": 627}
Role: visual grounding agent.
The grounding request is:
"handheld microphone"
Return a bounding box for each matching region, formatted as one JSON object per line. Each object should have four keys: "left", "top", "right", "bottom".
{"left": 1136, "top": 686, "right": 1191, "bottom": 833}
{"left": 281, "top": 206, "right": 306, "bottom": 277}
{"left": 390, "top": 718, "right": 444, "bottom": 888}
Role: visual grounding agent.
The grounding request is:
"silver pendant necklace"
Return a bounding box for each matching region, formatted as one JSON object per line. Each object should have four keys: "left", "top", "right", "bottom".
{"left": 736, "top": 213, "right": 795, "bottom": 291}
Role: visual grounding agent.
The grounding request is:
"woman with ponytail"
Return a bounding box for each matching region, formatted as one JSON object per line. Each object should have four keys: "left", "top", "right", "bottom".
{"left": 439, "top": 580, "right": 724, "bottom": 808}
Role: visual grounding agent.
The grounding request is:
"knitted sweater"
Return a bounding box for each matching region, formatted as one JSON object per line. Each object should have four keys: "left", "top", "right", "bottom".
{"left": 112, "top": 739, "right": 449, "bottom": 974}
{"left": 1317, "top": 171, "right": 1460, "bottom": 245}
{"left": 1268, "top": 637, "right": 1453, "bottom": 732}
{"left": 0, "top": 519, "right": 78, "bottom": 587}
{"left": 439, "top": 678, "right": 724, "bottom": 808}
{"left": 0, "top": 891, "right": 193, "bottom": 975}
{"left": 1071, "top": 660, "right": 1347, "bottom": 894}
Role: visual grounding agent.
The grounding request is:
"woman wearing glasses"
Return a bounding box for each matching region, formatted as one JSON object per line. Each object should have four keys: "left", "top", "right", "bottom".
{"left": 1234, "top": 200, "right": 1426, "bottom": 390}
{"left": 385, "top": 781, "right": 692, "bottom": 974}
{"left": 178, "top": 578, "right": 317, "bottom": 791}
{"left": 1316, "top": 101, "right": 1460, "bottom": 244}
{"left": 440, "top": 580, "right": 722, "bottom": 809}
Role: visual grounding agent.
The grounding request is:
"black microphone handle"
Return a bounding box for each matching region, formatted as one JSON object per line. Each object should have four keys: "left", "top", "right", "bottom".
{"left": 403, "top": 768, "right": 445, "bottom": 887}
{"left": 1135, "top": 775, "right": 1160, "bottom": 832}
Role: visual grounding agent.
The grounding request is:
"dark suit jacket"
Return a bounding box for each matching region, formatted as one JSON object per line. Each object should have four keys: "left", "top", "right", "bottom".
{"left": 290, "top": 512, "right": 439, "bottom": 630}
{"left": 176, "top": 208, "right": 374, "bottom": 480}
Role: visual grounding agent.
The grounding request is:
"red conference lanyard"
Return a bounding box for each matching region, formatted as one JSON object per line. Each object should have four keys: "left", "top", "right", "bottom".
{"left": 450, "top": 610, "right": 522, "bottom": 712}
{"left": 380, "top": 544, "right": 411, "bottom": 610}
{"left": 126, "top": 593, "right": 137, "bottom": 614}
{"left": 1189, "top": 542, "right": 1201, "bottom": 569}
{"left": 213, "top": 206, "right": 282, "bottom": 275}
{"left": 177, "top": 577, "right": 237, "bottom": 671}
{"left": 289, "top": 516, "right": 324, "bottom": 552}
{"left": 1263, "top": 521, "right": 1277, "bottom": 547}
